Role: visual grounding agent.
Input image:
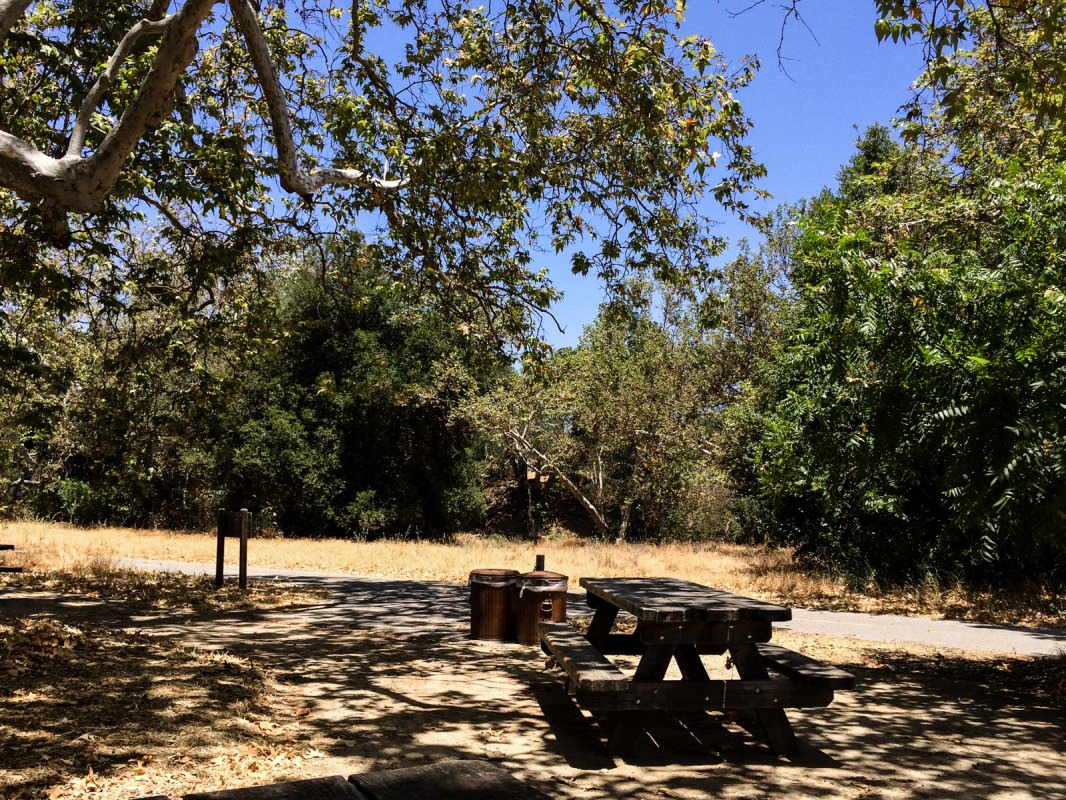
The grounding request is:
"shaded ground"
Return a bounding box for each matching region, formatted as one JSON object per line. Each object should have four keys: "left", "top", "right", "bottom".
{"left": 6, "top": 567, "right": 329, "bottom": 613}
{"left": 0, "top": 617, "right": 326, "bottom": 800}
{"left": 2, "top": 579, "right": 1065, "bottom": 800}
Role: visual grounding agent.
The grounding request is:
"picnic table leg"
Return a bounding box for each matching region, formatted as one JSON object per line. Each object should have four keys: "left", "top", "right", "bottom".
{"left": 727, "top": 643, "right": 799, "bottom": 756}
{"left": 673, "top": 644, "right": 710, "bottom": 681}
{"left": 585, "top": 603, "right": 618, "bottom": 649}
{"left": 606, "top": 643, "right": 675, "bottom": 757}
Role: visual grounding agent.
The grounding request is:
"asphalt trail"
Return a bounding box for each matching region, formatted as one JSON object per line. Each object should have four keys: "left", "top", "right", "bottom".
{"left": 118, "top": 558, "right": 1066, "bottom": 656}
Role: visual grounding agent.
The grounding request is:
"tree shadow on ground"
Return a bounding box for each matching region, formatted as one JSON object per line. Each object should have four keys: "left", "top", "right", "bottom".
{"left": 0, "top": 617, "right": 288, "bottom": 799}
{"left": 3, "top": 584, "right": 1066, "bottom": 799}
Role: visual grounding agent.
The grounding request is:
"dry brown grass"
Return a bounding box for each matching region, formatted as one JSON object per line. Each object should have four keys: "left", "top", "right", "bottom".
{"left": 1, "top": 522, "right": 331, "bottom": 613}
{"left": 3, "top": 520, "right": 1063, "bottom": 628}
{"left": 0, "top": 617, "right": 331, "bottom": 800}
{"left": 3, "top": 568, "right": 330, "bottom": 613}
{"left": 0, "top": 519, "right": 838, "bottom": 596}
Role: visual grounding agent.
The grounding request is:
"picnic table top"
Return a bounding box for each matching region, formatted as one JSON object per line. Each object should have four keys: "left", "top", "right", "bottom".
{"left": 580, "top": 576, "right": 792, "bottom": 623}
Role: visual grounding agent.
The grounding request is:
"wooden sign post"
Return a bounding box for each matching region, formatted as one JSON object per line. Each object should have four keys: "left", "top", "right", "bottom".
{"left": 215, "top": 508, "right": 252, "bottom": 590}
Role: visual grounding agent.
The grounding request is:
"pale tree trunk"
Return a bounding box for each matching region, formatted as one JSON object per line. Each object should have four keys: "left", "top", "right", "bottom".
{"left": 615, "top": 498, "right": 634, "bottom": 544}
{"left": 0, "top": 0, "right": 32, "bottom": 41}
{"left": 0, "top": 0, "right": 218, "bottom": 219}
{"left": 505, "top": 429, "right": 611, "bottom": 538}
{"left": 228, "top": 0, "right": 407, "bottom": 197}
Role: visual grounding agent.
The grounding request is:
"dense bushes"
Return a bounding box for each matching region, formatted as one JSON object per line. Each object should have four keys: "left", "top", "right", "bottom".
{"left": 216, "top": 256, "right": 501, "bottom": 536}
{"left": 740, "top": 132, "right": 1066, "bottom": 582}
{"left": 724, "top": 6, "right": 1066, "bottom": 584}
{"left": 2, "top": 241, "right": 503, "bottom": 538}
{"left": 472, "top": 273, "right": 786, "bottom": 542}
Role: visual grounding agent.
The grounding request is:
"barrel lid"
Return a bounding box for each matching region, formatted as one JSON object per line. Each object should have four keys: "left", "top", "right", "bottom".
{"left": 517, "top": 570, "right": 568, "bottom": 582}
{"left": 469, "top": 568, "right": 520, "bottom": 578}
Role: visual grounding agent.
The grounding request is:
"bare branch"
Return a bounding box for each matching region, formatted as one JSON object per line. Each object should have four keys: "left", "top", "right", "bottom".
{"left": 136, "top": 190, "right": 195, "bottom": 236}
{"left": 67, "top": 15, "right": 175, "bottom": 157}
{"left": 727, "top": 0, "right": 818, "bottom": 75}
{"left": 228, "top": 0, "right": 408, "bottom": 196}
{"left": 506, "top": 428, "right": 611, "bottom": 537}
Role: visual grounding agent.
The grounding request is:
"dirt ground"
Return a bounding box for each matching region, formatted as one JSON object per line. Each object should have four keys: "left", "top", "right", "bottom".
{"left": 2, "top": 585, "right": 1065, "bottom": 800}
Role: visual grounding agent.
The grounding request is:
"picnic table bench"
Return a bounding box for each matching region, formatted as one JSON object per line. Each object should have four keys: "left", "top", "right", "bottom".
{"left": 539, "top": 576, "right": 854, "bottom": 757}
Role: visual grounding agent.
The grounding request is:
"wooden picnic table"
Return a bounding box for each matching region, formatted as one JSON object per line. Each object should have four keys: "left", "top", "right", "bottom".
{"left": 539, "top": 576, "right": 855, "bottom": 757}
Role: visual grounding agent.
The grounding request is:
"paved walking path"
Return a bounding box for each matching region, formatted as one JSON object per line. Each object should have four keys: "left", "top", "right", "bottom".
{"left": 119, "top": 558, "right": 1066, "bottom": 656}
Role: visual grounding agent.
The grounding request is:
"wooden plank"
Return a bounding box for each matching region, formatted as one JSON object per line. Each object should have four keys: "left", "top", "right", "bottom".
{"left": 606, "top": 642, "right": 676, "bottom": 755}
{"left": 215, "top": 508, "right": 226, "bottom": 589}
{"left": 758, "top": 643, "right": 856, "bottom": 689}
{"left": 638, "top": 620, "right": 772, "bottom": 646}
{"left": 539, "top": 620, "right": 629, "bottom": 692}
{"left": 594, "top": 633, "right": 643, "bottom": 656}
{"left": 238, "top": 508, "right": 250, "bottom": 591}
{"left": 599, "top": 632, "right": 725, "bottom": 657}
{"left": 581, "top": 577, "right": 791, "bottom": 622}
{"left": 581, "top": 577, "right": 697, "bottom": 621}
{"left": 633, "top": 643, "right": 675, "bottom": 681}
{"left": 576, "top": 679, "right": 834, "bottom": 711}
{"left": 350, "top": 759, "right": 551, "bottom": 800}
{"left": 184, "top": 775, "right": 366, "bottom": 799}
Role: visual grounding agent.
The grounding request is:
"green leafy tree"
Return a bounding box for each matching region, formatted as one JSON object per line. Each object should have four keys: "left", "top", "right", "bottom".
{"left": 3, "top": 232, "right": 505, "bottom": 535}
{"left": 0, "top": 0, "right": 765, "bottom": 347}
{"left": 217, "top": 243, "right": 507, "bottom": 537}
{"left": 2, "top": 228, "right": 277, "bottom": 525}
{"left": 474, "top": 271, "right": 786, "bottom": 541}
{"left": 736, "top": 2, "right": 1066, "bottom": 581}
{"left": 751, "top": 112, "right": 1066, "bottom": 580}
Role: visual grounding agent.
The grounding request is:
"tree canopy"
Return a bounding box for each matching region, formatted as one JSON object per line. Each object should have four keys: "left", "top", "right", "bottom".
{"left": 4, "top": 0, "right": 1066, "bottom": 586}
{"left": 0, "top": 0, "right": 766, "bottom": 344}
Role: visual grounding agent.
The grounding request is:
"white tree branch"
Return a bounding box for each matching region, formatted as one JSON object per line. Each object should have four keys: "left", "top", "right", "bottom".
{"left": 228, "top": 0, "right": 408, "bottom": 195}
{"left": 0, "top": 0, "right": 404, "bottom": 227}
{"left": 84, "top": 0, "right": 219, "bottom": 203}
{"left": 0, "top": 0, "right": 32, "bottom": 43}
{"left": 67, "top": 15, "right": 175, "bottom": 157}
{"left": 506, "top": 428, "right": 611, "bottom": 537}
{"left": 0, "top": 0, "right": 220, "bottom": 218}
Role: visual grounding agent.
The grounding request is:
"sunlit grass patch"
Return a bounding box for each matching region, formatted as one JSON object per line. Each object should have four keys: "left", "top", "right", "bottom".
{"left": 3, "top": 520, "right": 1062, "bottom": 628}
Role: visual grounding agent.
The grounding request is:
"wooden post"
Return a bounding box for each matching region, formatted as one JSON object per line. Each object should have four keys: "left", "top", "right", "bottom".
{"left": 215, "top": 508, "right": 226, "bottom": 588}
{"left": 238, "top": 508, "right": 250, "bottom": 590}
{"left": 534, "top": 554, "right": 545, "bottom": 571}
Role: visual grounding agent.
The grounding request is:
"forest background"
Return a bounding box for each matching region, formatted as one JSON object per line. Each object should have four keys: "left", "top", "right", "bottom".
{"left": 1, "top": 1, "right": 1064, "bottom": 588}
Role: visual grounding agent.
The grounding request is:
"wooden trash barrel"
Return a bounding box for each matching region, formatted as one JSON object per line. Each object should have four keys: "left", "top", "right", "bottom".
{"left": 514, "top": 570, "right": 568, "bottom": 645}
{"left": 469, "top": 569, "right": 519, "bottom": 641}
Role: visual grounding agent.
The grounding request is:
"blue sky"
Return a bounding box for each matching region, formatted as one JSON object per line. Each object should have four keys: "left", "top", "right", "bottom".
{"left": 543, "top": 1, "right": 928, "bottom": 348}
